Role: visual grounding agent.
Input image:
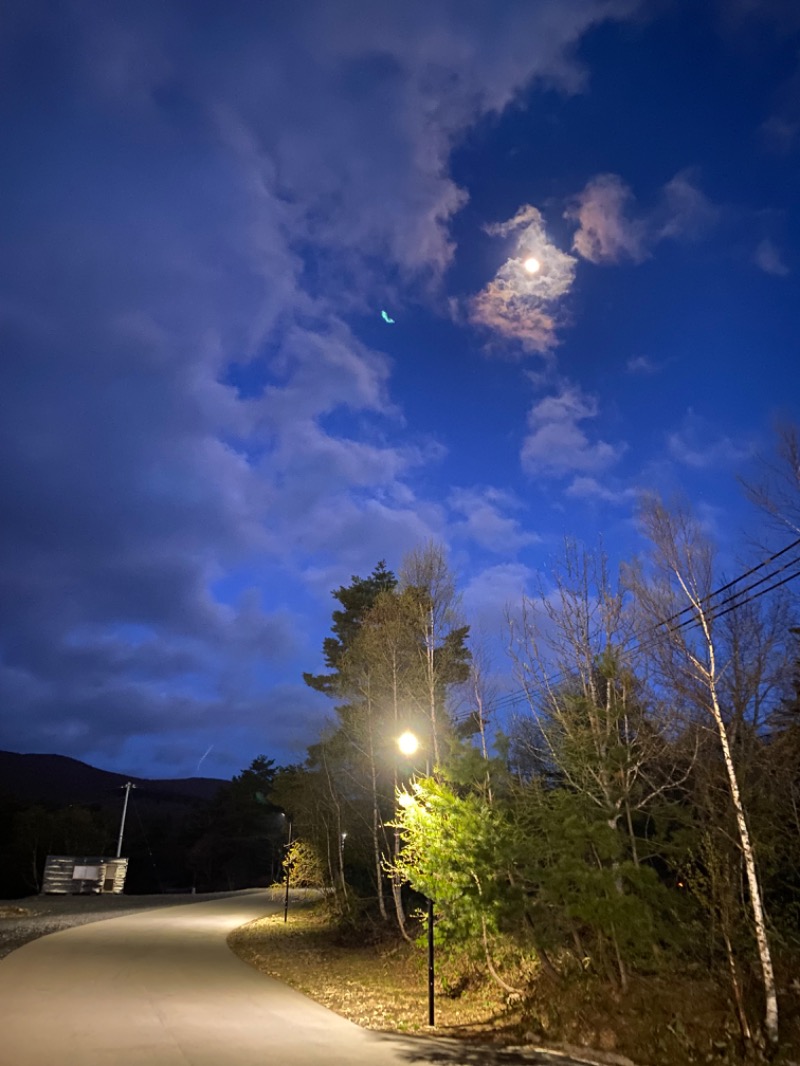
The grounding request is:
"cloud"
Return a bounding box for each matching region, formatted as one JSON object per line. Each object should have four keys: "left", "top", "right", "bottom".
{"left": 565, "top": 174, "right": 649, "bottom": 264}
{"left": 469, "top": 206, "right": 577, "bottom": 352}
{"left": 521, "top": 383, "right": 625, "bottom": 477}
{"left": 0, "top": 0, "right": 644, "bottom": 773}
{"left": 656, "top": 170, "right": 720, "bottom": 240}
{"left": 566, "top": 170, "right": 719, "bottom": 264}
{"left": 461, "top": 562, "right": 534, "bottom": 635}
{"left": 754, "top": 238, "right": 790, "bottom": 276}
{"left": 626, "top": 355, "right": 661, "bottom": 375}
{"left": 667, "top": 411, "right": 752, "bottom": 470}
{"left": 565, "top": 476, "right": 638, "bottom": 504}
{"left": 448, "top": 486, "right": 539, "bottom": 553}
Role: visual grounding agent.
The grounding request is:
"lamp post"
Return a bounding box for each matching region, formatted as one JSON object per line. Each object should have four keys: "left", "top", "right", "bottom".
{"left": 396, "top": 731, "right": 435, "bottom": 1028}
{"left": 281, "top": 813, "right": 292, "bottom": 923}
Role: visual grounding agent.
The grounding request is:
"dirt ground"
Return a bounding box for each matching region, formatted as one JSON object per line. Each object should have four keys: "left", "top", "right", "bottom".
{"left": 227, "top": 898, "right": 800, "bottom": 1066}
{"left": 229, "top": 903, "right": 516, "bottom": 1039}
{"left": 227, "top": 901, "right": 642, "bottom": 1065}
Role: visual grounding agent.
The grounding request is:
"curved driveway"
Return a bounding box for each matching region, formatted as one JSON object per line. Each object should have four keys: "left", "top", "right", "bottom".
{"left": 0, "top": 892, "right": 591, "bottom": 1066}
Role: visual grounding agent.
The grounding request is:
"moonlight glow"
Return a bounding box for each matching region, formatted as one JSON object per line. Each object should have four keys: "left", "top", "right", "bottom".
{"left": 524, "top": 256, "right": 541, "bottom": 274}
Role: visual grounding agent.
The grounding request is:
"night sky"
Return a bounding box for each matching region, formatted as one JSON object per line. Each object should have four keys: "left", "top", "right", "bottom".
{"left": 2, "top": 0, "right": 799, "bottom": 781}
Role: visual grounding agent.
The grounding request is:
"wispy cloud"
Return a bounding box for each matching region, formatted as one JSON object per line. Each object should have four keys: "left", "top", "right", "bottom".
{"left": 521, "top": 382, "right": 625, "bottom": 477}
{"left": 565, "top": 476, "right": 638, "bottom": 504}
{"left": 656, "top": 170, "right": 720, "bottom": 241}
{"left": 754, "top": 237, "right": 790, "bottom": 276}
{"left": 469, "top": 206, "right": 577, "bottom": 353}
{"left": 565, "top": 173, "right": 649, "bottom": 264}
{"left": 565, "top": 170, "right": 719, "bottom": 264}
{"left": 461, "top": 562, "right": 534, "bottom": 634}
{"left": 448, "top": 486, "right": 539, "bottom": 553}
{"left": 626, "top": 355, "right": 661, "bottom": 375}
{"left": 667, "top": 411, "right": 752, "bottom": 470}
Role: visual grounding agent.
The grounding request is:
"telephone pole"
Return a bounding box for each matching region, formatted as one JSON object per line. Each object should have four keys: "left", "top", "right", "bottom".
{"left": 116, "top": 782, "right": 135, "bottom": 858}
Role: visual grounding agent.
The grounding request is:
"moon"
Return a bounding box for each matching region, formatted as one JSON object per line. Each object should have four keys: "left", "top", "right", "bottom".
{"left": 523, "top": 256, "right": 541, "bottom": 274}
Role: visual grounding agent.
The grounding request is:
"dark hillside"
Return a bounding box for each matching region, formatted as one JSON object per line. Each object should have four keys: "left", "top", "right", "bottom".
{"left": 0, "top": 750, "right": 226, "bottom": 808}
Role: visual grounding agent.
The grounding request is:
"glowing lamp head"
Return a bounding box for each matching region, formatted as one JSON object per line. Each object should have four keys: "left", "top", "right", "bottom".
{"left": 523, "top": 256, "right": 541, "bottom": 274}
{"left": 397, "top": 731, "right": 419, "bottom": 757}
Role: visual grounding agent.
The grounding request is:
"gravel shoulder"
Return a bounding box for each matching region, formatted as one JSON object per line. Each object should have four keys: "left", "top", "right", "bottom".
{"left": 0, "top": 889, "right": 254, "bottom": 960}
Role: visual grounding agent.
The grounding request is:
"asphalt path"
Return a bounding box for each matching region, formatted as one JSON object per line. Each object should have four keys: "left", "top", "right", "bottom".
{"left": 0, "top": 891, "right": 599, "bottom": 1066}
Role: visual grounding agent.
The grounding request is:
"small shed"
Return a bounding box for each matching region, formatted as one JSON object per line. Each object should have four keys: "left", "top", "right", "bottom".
{"left": 42, "top": 855, "right": 129, "bottom": 895}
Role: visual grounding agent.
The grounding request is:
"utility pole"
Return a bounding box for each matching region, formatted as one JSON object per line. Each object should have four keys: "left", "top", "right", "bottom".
{"left": 116, "top": 782, "right": 135, "bottom": 858}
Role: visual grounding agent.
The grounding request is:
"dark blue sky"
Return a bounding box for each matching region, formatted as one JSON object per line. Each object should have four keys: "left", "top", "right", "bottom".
{"left": 2, "top": 0, "right": 798, "bottom": 780}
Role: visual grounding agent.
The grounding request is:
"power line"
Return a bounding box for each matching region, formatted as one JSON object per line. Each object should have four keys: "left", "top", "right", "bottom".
{"left": 660, "top": 551, "right": 800, "bottom": 635}
{"left": 466, "top": 538, "right": 800, "bottom": 723}
{"left": 685, "top": 566, "right": 800, "bottom": 629}
{"left": 657, "top": 535, "right": 800, "bottom": 631}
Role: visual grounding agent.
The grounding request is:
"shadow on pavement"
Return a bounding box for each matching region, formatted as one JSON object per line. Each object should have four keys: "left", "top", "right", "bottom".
{"left": 368, "top": 1031, "right": 603, "bottom": 1065}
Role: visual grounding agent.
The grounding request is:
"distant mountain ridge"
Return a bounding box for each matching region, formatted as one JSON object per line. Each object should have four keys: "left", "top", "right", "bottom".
{"left": 0, "top": 750, "right": 227, "bottom": 808}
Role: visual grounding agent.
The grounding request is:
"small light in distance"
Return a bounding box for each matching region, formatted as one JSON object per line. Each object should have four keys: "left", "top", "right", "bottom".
{"left": 523, "top": 256, "right": 541, "bottom": 274}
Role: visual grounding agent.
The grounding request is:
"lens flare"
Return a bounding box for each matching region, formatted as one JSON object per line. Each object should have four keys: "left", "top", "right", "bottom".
{"left": 397, "top": 731, "right": 419, "bottom": 756}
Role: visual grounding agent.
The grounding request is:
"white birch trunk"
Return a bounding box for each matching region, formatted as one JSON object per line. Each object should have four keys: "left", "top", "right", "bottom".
{"left": 678, "top": 574, "right": 779, "bottom": 1047}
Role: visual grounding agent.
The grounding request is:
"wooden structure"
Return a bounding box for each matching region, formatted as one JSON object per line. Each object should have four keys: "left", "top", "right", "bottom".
{"left": 42, "top": 855, "right": 129, "bottom": 895}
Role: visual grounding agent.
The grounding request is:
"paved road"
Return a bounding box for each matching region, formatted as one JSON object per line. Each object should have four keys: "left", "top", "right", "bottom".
{"left": 0, "top": 891, "right": 594, "bottom": 1066}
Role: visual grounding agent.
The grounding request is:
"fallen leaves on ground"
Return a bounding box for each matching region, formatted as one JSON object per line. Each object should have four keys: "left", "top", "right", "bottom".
{"left": 228, "top": 902, "right": 514, "bottom": 1038}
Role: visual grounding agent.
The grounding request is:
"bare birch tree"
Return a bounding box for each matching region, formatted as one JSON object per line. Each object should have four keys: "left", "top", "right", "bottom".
{"left": 631, "top": 497, "right": 779, "bottom": 1048}
{"left": 742, "top": 421, "right": 800, "bottom": 537}
{"left": 509, "top": 541, "right": 680, "bottom": 835}
{"left": 350, "top": 588, "right": 423, "bottom": 939}
{"left": 400, "top": 541, "right": 471, "bottom": 768}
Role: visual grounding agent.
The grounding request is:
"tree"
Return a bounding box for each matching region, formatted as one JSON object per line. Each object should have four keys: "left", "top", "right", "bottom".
{"left": 303, "top": 562, "right": 401, "bottom": 920}
{"left": 302, "top": 551, "right": 471, "bottom": 933}
{"left": 188, "top": 756, "right": 283, "bottom": 890}
{"left": 347, "top": 587, "right": 426, "bottom": 936}
{"left": 631, "top": 497, "right": 779, "bottom": 1048}
{"left": 392, "top": 774, "right": 526, "bottom": 993}
{"left": 510, "top": 544, "right": 682, "bottom": 841}
{"left": 400, "top": 542, "right": 471, "bottom": 766}
{"left": 742, "top": 421, "right": 800, "bottom": 538}
{"left": 507, "top": 542, "right": 688, "bottom": 989}
{"left": 10, "top": 805, "right": 111, "bottom": 893}
{"left": 304, "top": 561, "right": 397, "bottom": 696}
{"left": 456, "top": 639, "right": 499, "bottom": 801}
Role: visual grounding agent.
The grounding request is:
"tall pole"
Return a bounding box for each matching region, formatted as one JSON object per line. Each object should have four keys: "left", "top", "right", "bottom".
{"left": 427, "top": 897, "right": 435, "bottom": 1026}
{"left": 283, "top": 817, "right": 292, "bottom": 923}
{"left": 116, "top": 782, "right": 134, "bottom": 858}
{"left": 397, "top": 731, "right": 435, "bottom": 1027}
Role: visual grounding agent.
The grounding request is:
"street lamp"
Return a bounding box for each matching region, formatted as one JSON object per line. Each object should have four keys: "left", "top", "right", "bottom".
{"left": 281, "top": 813, "right": 293, "bottom": 923}
{"left": 398, "top": 730, "right": 419, "bottom": 757}
{"left": 396, "top": 732, "right": 435, "bottom": 1028}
